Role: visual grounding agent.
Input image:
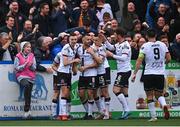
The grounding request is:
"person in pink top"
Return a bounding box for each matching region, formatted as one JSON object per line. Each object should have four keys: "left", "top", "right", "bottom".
{"left": 14, "top": 41, "right": 36, "bottom": 119}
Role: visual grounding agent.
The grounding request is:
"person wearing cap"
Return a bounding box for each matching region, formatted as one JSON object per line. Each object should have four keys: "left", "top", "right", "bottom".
{"left": 14, "top": 41, "right": 36, "bottom": 119}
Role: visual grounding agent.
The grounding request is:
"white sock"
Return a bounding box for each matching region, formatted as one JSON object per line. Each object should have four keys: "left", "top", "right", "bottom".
{"left": 100, "top": 97, "right": 106, "bottom": 114}
{"left": 125, "top": 96, "right": 129, "bottom": 106}
{"left": 105, "top": 99, "right": 110, "bottom": 116}
{"left": 88, "top": 100, "right": 94, "bottom": 116}
{"left": 148, "top": 102, "right": 156, "bottom": 118}
{"left": 95, "top": 97, "right": 101, "bottom": 113}
{"left": 158, "top": 96, "right": 167, "bottom": 107}
{"left": 67, "top": 102, "right": 71, "bottom": 116}
{"left": 117, "top": 93, "right": 129, "bottom": 112}
{"left": 82, "top": 100, "right": 88, "bottom": 113}
{"left": 52, "top": 102, "right": 57, "bottom": 117}
{"left": 60, "top": 98, "right": 67, "bottom": 116}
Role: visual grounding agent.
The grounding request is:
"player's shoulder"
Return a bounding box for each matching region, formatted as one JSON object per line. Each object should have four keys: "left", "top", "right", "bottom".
{"left": 122, "top": 41, "right": 130, "bottom": 49}
{"left": 56, "top": 51, "right": 61, "bottom": 56}
{"left": 142, "top": 42, "right": 151, "bottom": 47}
{"left": 98, "top": 46, "right": 106, "bottom": 53}
{"left": 62, "top": 44, "right": 70, "bottom": 50}
{"left": 156, "top": 41, "right": 167, "bottom": 47}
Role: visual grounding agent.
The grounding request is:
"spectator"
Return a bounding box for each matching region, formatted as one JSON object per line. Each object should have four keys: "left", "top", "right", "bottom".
{"left": 121, "top": 2, "right": 138, "bottom": 32}
{"left": 0, "top": 32, "right": 17, "bottom": 61}
{"left": 7, "top": 0, "right": 27, "bottom": 34}
{"left": 64, "top": 0, "right": 81, "bottom": 12}
{"left": 71, "top": 0, "right": 99, "bottom": 30}
{"left": 0, "top": 16, "right": 17, "bottom": 42}
{"left": 159, "top": 34, "right": 169, "bottom": 48}
{"left": 105, "top": 0, "right": 120, "bottom": 18}
{"left": 103, "top": 19, "right": 119, "bottom": 35}
{"left": 65, "top": 19, "right": 98, "bottom": 35}
{"left": 98, "top": 12, "right": 112, "bottom": 30}
{"left": 154, "top": 16, "right": 170, "bottom": 38}
{"left": 169, "top": 1, "right": 180, "bottom": 42}
{"left": 170, "top": 33, "right": 180, "bottom": 62}
{"left": 51, "top": 1, "right": 71, "bottom": 37}
{"left": 96, "top": 0, "right": 113, "bottom": 25}
{"left": 149, "top": 2, "right": 172, "bottom": 25}
{"left": 128, "top": 19, "right": 147, "bottom": 37}
{"left": 33, "top": 3, "right": 53, "bottom": 36}
{"left": 145, "top": 0, "right": 172, "bottom": 28}
{"left": 18, "top": 20, "right": 42, "bottom": 48}
{"left": 131, "top": 0, "right": 149, "bottom": 22}
{"left": 34, "top": 36, "right": 53, "bottom": 72}
{"left": 21, "top": 0, "right": 36, "bottom": 17}
{"left": 14, "top": 41, "right": 36, "bottom": 118}
{"left": 49, "top": 32, "right": 69, "bottom": 59}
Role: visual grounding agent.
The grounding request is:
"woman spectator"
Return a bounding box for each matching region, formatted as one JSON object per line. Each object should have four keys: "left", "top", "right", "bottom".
{"left": 14, "top": 41, "right": 36, "bottom": 118}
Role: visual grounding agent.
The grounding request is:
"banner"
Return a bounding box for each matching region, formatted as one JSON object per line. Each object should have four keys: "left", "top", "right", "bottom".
{"left": 0, "top": 60, "right": 179, "bottom": 119}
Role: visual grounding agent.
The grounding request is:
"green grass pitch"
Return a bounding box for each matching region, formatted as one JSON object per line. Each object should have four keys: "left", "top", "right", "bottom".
{"left": 0, "top": 119, "right": 180, "bottom": 126}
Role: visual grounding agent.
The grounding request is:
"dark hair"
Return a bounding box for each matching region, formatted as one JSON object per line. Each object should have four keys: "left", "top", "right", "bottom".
{"left": 52, "top": 1, "right": 59, "bottom": 8}
{"left": 159, "top": 34, "right": 168, "bottom": 40}
{"left": 10, "top": 0, "right": 18, "bottom": 4}
{"left": 116, "top": 27, "right": 126, "bottom": 37}
{"left": 37, "top": 36, "right": 45, "bottom": 47}
{"left": 146, "top": 28, "right": 156, "bottom": 38}
{"left": 103, "top": 12, "right": 111, "bottom": 19}
{"left": 83, "top": 18, "right": 91, "bottom": 27}
{"left": 81, "top": 0, "right": 89, "bottom": 3}
{"left": 5, "top": 15, "right": 14, "bottom": 21}
{"left": 40, "top": 3, "right": 49, "bottom": 10}
{"left": 69, "top": 33, "right": 77, "bottom": 37}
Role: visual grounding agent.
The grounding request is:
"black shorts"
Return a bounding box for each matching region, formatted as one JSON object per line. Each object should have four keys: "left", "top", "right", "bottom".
{"left": 105, "top": 67, "right": 111, "bottom": 84}
{"left": 78, "top": 76, "right": 97, "bottom": 90}
{"left": 96, "top": 74, "right": 107, "bottom": 88}
{"left": 143, "top": 75, "right": 165, "bottom": 92}
{"left": 57, "top": 72, "right": 71, "bottom": 88}
{"left": 53, "top": 75, "right": 61, "bottom": 90}
{"left": 114, "top": 71, "right": 131, "bottom": 88}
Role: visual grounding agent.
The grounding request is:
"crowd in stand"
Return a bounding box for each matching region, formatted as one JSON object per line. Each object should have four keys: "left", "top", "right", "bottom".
{"left": 0, "top": 0, "right": 179, "bottom": 63}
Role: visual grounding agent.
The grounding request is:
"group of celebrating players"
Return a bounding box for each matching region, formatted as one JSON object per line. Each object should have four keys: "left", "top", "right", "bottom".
{"left": 50, "top": 28, "right": 171, "bottom": 122}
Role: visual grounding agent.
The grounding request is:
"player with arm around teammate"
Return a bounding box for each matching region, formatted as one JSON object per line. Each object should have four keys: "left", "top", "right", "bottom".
{"left": 76, "top": 34, "right": 101, "bottom": 119}
{"left": 56, "top": 33, "right": 80, "bottom": 120}
{"left": 92, "top": 35, "right": 111, "bottom": 119}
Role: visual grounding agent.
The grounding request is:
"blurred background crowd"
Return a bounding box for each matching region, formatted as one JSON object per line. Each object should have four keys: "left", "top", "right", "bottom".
{"left": 0, "top": 0, "right": 179, "bottom": 69}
